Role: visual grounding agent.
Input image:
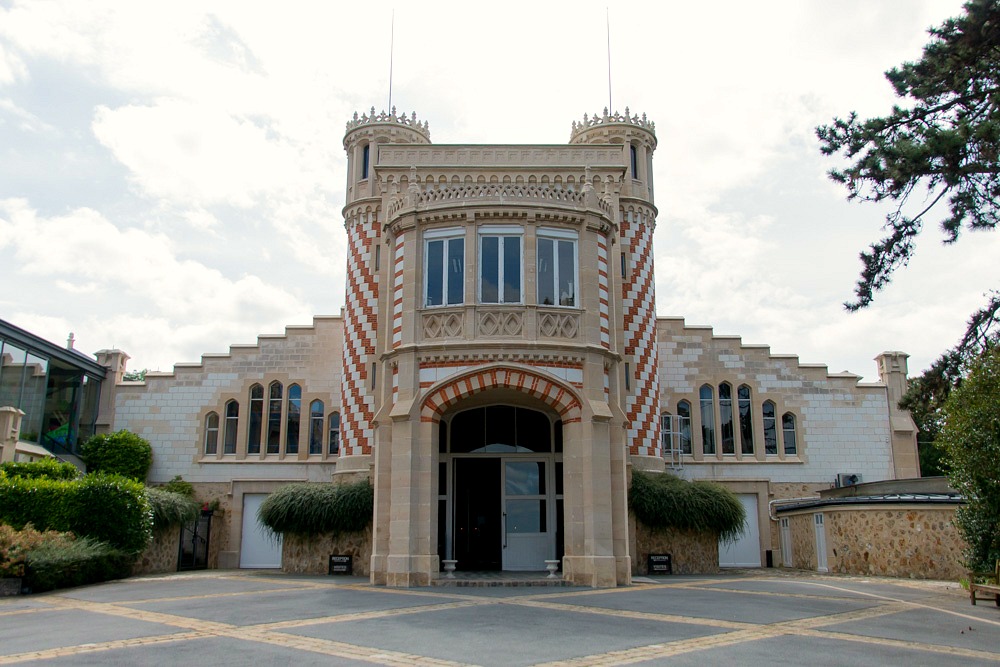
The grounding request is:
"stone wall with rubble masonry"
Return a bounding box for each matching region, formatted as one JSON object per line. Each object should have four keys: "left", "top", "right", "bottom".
{"left": 631, "top": 517, "right": 720, "bottom": 575}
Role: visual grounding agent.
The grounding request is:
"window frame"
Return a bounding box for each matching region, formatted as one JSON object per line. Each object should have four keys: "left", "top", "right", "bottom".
{"left": 328, "top": 411, "right": 341, "bottom": 456}
{"left": 719, "top": 382, "right": 735, "bottom": 455}
{"left": 247, "top": 384, "right": 264, "bottom": 455}
{"left": 285, "top": 383, "right": 301, "bottom": 455}
{"left": 204, "top": 412, "right": 219, "bottom": 455}
{"left": 676, "top": 400, "right": 692, "bottom": 455}
{"left": 308, "top": 399, "right": 324, "bottom": 455}
{"left": 737, "top": 384, "right": 754, "bottom": 456}
{"left": 223, "top": 399, "right": 238, "bottom": 455}
{"left": 478, "top": 225, "right": 523, "bottom": 305}
{"left": 423, "top": 227, "right": 465, "bottom": 308}
{"left": 536, "top": 228, "right": 579, "bottom": 308}
{"left": 762, "top": 400, "right": 778, "bottom": 456}
{"left": 782, "top": 412, "right": 798, "bottom": 455}
{"left": 699, "top": 384, "right": 716, "bottom": 455}
{"left": 266, "top": 381, "right": 283, "bottom": 455}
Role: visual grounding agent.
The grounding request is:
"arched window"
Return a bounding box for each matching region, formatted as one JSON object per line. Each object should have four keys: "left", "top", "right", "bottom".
{"left": 308, "top": 400, "right": 324, "bottom": 454}
{"left": 267, "top": 381, "right": 282, "bottom": 454}
{"left": 247, "top": 384, "right": 263, "bottom": 454}
{"left": 738, "top": 384, "right": 754, "bottom": 455}
{"left": 328, "top": 412, "right": 340, "bottom": 455}
{"left": 630, "top": 144, "right": 638, "bottom": 179}
{"left": 204, "top": 412, "right": 219, "bottom": 455}
{"left": 762, "top": 400, "right": 778, "bottom": 455}
{"left": 677, "top": 400, "right": 692, "bottom": 455}
{"left": 285, "top": 384, "right": 301, "bottom": 454}
{"left": 661, "top": 412, "right": 675, "bottom": 454}
{"left": 719, "top": 382, "right": 735, "bottom": 455}
{"left": 782, "top": 412, "right": 797, "bottom": 455}
{"left": 700, "top": 384, "right": 716, "bottom": 455}
{"left": 361, "top": 144, "right": 370, "bottom": 179}
{"left": 224, "top": 400, "right": 239, "bottom": 454}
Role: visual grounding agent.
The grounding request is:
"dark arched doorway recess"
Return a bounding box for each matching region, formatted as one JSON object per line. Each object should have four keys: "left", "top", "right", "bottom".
{"left": 437, "top": 404, "right": 564, "bottom": 571}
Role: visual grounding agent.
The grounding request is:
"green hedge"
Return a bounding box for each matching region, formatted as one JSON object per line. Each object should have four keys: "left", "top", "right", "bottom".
{"left": 24, "top": 535, "right": 132, "bottom": 593}
{"left": 629, "top": 470, "right": 746, "bottom": 542}
{"left": 0, "top": 473, "right": 153, "bottom": 553}
{"left": 80, "top": 430, "right": 152, "bottom": 481}
{"left": 258, "top": 480, "right": 374, "bottom": 536}
{"left": 0, "top": 459, "right": 80, "bottom": 481}
{"left": 146, "top": 487, "right": 200, "bottom": 530}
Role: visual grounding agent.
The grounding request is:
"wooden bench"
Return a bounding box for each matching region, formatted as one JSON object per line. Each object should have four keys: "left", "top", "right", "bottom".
{"left": 969, "top": 560, "right": 1000, "bottom": 606}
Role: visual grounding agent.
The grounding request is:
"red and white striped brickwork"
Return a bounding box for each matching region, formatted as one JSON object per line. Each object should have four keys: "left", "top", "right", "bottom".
{"left": 621, "top": 208, "right": 660, "bottom": 457}
{"left": 421, "top": 367, "right": 582, "bottom": 424}
{"left": 341, "top": 211, "right": 380, "bottom": 456}
{"left": 391, "top": 232, "right": 405, "bottom": 349}
{"left": 597, "top": 235, "right": 611, "bottom": 349}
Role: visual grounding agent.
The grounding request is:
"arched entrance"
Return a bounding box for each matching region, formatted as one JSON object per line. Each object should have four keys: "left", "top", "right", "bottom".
{"left": 438, "top": 404, "right": 563, "bottom": 571}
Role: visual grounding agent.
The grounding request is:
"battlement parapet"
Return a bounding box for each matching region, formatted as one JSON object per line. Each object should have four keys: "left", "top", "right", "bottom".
{"left": 346, "top": 106, "right": 431, "bottom": 141}
{"left": 570, "top": 107, "right": 655, "bottom": 142}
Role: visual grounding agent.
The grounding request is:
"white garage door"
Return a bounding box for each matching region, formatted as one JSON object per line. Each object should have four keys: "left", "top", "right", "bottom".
{"left": 240, "top": 493, "right": 282, "bottom": 568}
{"left": 719, "top": 493, "right": 761, "bottom": 568}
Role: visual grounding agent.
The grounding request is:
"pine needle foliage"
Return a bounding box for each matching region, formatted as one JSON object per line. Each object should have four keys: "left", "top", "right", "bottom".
{"left": 258, "top": 480, "right": 374, "bottom": 536}
{"left": 145, "top": 487, "right": 200, "bottom": 530}
{"left": 629, "top": 470, "right": 746, "bottom": 542}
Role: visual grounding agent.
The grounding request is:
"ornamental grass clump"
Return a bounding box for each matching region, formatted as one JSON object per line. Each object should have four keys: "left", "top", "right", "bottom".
{"left": 258, "top": 480, "right": 374, "bottom": 536}
{"left": 146, "top": 487, "right": 201, "bottom": 530}
{"left": 629, "top": 470, "right": 746, "bottom": 542}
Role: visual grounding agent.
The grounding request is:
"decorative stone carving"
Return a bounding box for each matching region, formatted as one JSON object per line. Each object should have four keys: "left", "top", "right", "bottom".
{"left": 423, "top": 312, "right": 464, "bottom": 339}
{"left": 538, "top": 311, "right": 579, "bottom": 339}
{"left": 479, "top": 311, "right": 522, "bottom": 337}
{"left": 570, "top": 107, "right": 655, "bottom": 141}
{"left": 346, "top": 106, "right": 430, "bottom": 141}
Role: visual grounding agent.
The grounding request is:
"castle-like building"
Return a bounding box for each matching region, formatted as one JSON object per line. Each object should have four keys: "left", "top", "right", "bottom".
{"left": 91, "top": 108, "right": 919, "bottom": 587}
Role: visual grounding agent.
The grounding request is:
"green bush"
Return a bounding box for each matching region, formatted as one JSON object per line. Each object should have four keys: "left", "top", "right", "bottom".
{"left": 24, "top": 535, "right": 132, "bottom": 593}
{"left": 80, "top": 430, "right": 153, "bottom": 481}
{"left": 146, "top": 487, "right": 200, "bottom": 530}
{"left": 0, "top": 459, "right": 80, "bottom": 481}
{"left": 0, "top": 473, "right": 153, "bottom": 553}
{"left": 259, "top": 480, "right": 374, "bottom": 536}
{"left": 629, "top": 470, "right": 746, "bottom": 542}
{"left": 162, "top": 475, "right": 195, "bottom": 497}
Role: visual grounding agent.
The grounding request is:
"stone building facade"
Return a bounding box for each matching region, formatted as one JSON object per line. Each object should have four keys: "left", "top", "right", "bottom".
{"left": 96, "top": 108, "right": 921, "bottom": 586}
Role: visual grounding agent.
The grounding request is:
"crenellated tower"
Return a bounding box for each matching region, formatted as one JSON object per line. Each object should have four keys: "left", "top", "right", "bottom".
{"left": 340, "top": 108, "right": 431, "bottom": 465}
{"left": 570, "top": 108, "right": 660, "bottom": 461}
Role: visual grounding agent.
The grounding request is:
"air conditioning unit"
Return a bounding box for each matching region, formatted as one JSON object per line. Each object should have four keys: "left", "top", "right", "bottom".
{"left": 836, "top": 473, "right": 862, "bottom": 487}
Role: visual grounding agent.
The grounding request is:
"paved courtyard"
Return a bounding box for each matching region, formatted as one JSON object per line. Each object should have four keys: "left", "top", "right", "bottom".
{"left": 0, "top": 570, "right": 998, "bottom": 665}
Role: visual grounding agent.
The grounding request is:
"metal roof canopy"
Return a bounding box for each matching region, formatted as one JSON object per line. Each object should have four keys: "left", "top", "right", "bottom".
{"left": 0, "top": 318, "right": 107, "bottom": 379}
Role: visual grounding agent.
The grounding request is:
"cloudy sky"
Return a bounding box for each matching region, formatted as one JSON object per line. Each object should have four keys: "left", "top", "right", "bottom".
{"left": 2, "top": 0, "right": 995, "bottom": 382}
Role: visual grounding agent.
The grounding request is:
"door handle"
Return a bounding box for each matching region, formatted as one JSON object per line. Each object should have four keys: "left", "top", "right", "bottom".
{"left": 503, "top": 512, "right": 507, "bottom": 548}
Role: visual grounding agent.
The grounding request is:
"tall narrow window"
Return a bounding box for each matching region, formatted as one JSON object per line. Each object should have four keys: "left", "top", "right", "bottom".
{"left": 630, "top": 144, "right": 638, "bottom": 179}
{"left": 361, "top": 144, "right": 370, "bottom": 179}
{"left": 719, "top": 382, "right": 735, "bottom": 455}
{"left": 480, "top": 228, "right": 522, "bottom": 304}
{"left": 266, "top": 381, "right": 282, "bottom": 454}
{"left": 700, "top": 384, "right": 716, "bottom": 455}
{"left": 328, "top": 412, "right": 340, "bottom": 455}
{"left": 677, "top": 400, "right": 692, "bottom": 455}
{"left": 224, "top": 400, "right": 238, "bottom": 454}
{"left": 738, "top": 384, "right": 754, "bottom": 455}
{"left": 204, "top": 412, "right": 219, "bottom": 455}
{"left": 661, "top": 412, "right": 675, "bottom": 453}
{"left": 285, "top": 384, "right": 301, "bottom": 454}
{"left": 537, "top": 229, "right": 578, "bottom": 307}
{"left": 782, "top": 412, "right": 797, "bottom": 455}
{"left": 424, "top": 230, "right": 464, "bottom": 306}
{"left": 247, "top": 384, "right": 263, "bottom": 454}
{"left": 309, "top": 400, "right": 324, "bottom": 454}
{"left": 762, "top": 400, "right": 778, "bottom": 455}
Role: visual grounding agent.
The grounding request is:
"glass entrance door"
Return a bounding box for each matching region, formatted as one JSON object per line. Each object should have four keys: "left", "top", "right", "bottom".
{"left": 502, "top": 459, "right": 553, "bottom": 570}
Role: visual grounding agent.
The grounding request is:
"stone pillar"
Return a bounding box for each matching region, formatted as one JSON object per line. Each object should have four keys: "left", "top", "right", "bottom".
{"left": 876, "top": 351, "right": 920, "bottom": 478}
{"left": 94, "top": 349, "right": 129, "bottom": 433}
{"left": 0, "top": 406, "right": 24, "bottom": 463}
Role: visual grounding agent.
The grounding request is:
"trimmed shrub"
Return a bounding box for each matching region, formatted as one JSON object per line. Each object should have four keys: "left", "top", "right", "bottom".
{"left": 0, "top": 473, "right": 153, "bottom": 553}
{"left": 24, "top": 535, "right": 132, "bottom": 593}
{"left": 629, "top": 470, "right": 746, "bottom": 542}
{"left": 80, "top": 430, "right": 153, "bottom": 481}
{"left": 146, "top": 487, "right": 200, "bottom": 530}
{"left": 259, "top": 480, "right": 374, "bottom": 536}
{"left": 0, "top": 459, "right": 80, "bottom": 481}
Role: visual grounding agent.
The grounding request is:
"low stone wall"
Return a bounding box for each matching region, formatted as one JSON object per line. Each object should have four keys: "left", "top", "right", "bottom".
{"left": 633, "top": 521, "right": 719, "bottom": 575}
{"left": 826, "top": 506, "right": 965, "bottom": 580}
{"left": 281, "top": 527, "right": 373, "bottom": 576}
{"left": 133, "top": 526, "right": 179, "bottom": 575}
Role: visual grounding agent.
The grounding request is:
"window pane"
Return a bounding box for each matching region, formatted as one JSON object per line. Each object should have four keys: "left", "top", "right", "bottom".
{"left": 481, "top": 236, "right": 499, "bottom": 302}
{"left": 286, "top": 384, "right": 301, "bottom": 454}
{"left": 426, "top": 239, "right": 444, "bottom": 306}
{"left": 738, "top": 385, "right": 754, "bottom": 455}
{"left": 678, "top": 400, "right": 692, "bottom": 455}
{"left": 503, "top": 236, "right": 520, "bottom": 302}
{"left": 506, "top": 461, "right": 544, "bottom": 496}
{"left": 447, "top": 237, "right": 464, "bottom": 305}
{"left": 205, "top": 413, "right": 219, "bottom": 455}
{"left": 248, "top": 385, "right": 263, "bottom": 454}
{"left": 505, "top": 500, "right": 545, "bottom": 533}
{"left": 557, "top": 239, "right": 575, "bottom": 306}
{"left": 224, "top": 400, "right": 238, "bottom": 454}
{"left": 782, "top": 413, "right": 797, "bottom": 455}
{"left": 309, "top": 400, "right": 324, "bottom": 454}
{"left": 537, "top": 237, "right": 555, "bottom": 305}
{"left": 328, "top": 412, "right": 340, "bottom": 455}
{"left": 763, "top": 401, "right": 777, "bottom": 455}
{"left": 267, "top": 382, "right": 282, "bottom": 454}
{"left": 719, "top": 383, "right": 734, "bottom": 454}
{"left": 700, "top": 385, "right": 716, "bottom": 455}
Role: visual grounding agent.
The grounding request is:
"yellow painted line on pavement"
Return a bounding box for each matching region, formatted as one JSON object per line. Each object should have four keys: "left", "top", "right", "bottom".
{"left": 0, "top": 631, "right": 210, "bottom": 665}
